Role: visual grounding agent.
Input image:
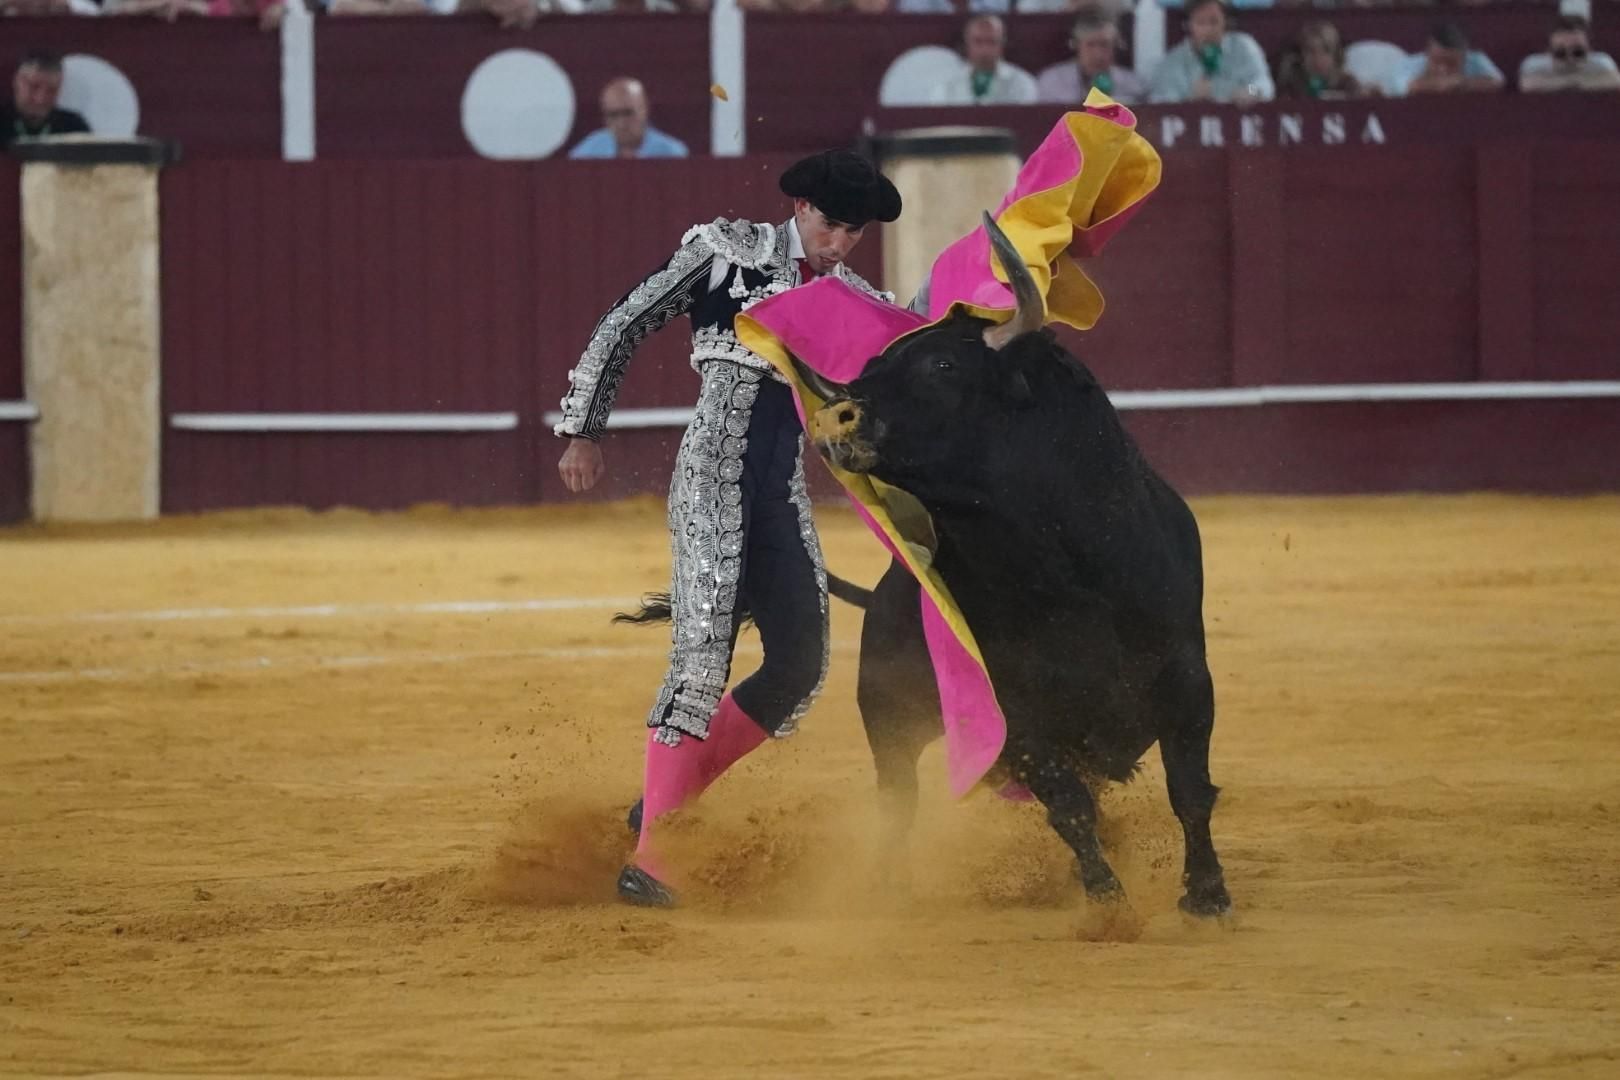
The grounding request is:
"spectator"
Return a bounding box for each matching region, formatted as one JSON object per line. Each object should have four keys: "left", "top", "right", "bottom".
{"left": 1147, "top": 0, "right": 1274, "bottom": 105}
{"left": 106, "top": 0, "right": 207, "bottom": 15}
{"left": 2, "top": 51, "right": 90, "bottom": 148}
{"left": 1391, "top": 22, "right": 1504, "bottom": 96}
{"left": 208, "top": 0, "right": 295, "bottom": 28}
{"left": 580, "top": 0, "right": 679, "bottom": 10}
{"left": 930, "top": 15, "right": 1039, "bottom": 106}
{"left": 569, "top": 78, "right": 689, "bottom": 160}
{"left": 457, "top": 0, "right": 582, "bottom": 30}
{"left": 1036, "top": 12, "right": 1145, "bottom": 105}
{"left": 0, "top": 0, "right": 83, "bottom": 13}
{"left": 327, "top": 0, "right": 434, "bottom": 12}
{"left": 110, "top": 0, "right": 295, "bottom": 18}
{"left": 900, "top": 0, "right": 1103, "bottom": 12}
{"left": 1157, "top": 0, "right": 1275, "bottom": 9}
{"left": 1274, "top": 20, "right": 1365, "bottom": 100}
{"left": 1519, "top": 17, "right": 1620, "bottom": 94}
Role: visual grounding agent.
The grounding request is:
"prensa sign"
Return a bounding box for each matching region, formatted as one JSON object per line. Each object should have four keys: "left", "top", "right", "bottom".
{"left": 1152, "top": 111, "right": 1388, "bottom": 150}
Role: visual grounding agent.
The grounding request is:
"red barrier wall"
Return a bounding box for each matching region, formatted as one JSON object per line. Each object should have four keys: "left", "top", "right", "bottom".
{"left": 158, "top": 155, "right": 883, "bottom": 512}
{"left": 150, "top": 137, "right": 1620, "bottom": 513}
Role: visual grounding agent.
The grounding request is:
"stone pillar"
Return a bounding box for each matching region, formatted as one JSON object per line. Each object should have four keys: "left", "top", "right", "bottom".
{"left": 866, "top": 126, "right": 1021, "bottom": 309}
{"left": 14, "top": 137, "right": 177, "bottom": 522}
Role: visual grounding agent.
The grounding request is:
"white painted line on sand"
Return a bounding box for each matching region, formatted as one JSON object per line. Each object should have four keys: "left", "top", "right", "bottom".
{"left": 0, "top": 645, "right": 663, "bottom": 684}
{"left": 0, "top": 642, "right": 859, "bottom": 686}
{"left": 0, "top": 597, "right": 638, "bottom": 627}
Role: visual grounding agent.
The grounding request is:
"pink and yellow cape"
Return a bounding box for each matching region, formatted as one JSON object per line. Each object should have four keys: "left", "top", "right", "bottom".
{"left": 735, "top": 94, "right": 1162, "bottom": 799}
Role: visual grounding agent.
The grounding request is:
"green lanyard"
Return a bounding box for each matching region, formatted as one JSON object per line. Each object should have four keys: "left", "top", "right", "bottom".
{"left": 971, "top": 69, "right": 995, "bottom": 100}
{"left": 1197, "top": 43, "right": 1222, "bottom": 77}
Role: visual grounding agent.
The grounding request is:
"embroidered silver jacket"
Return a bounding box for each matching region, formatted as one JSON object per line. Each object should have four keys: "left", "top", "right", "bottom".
{"left": 553, "top": 217, "right": 893, "bottom": 441}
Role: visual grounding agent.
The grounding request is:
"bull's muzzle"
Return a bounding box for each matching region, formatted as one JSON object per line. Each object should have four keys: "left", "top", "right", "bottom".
{"left": 809, "top": 398, "right": 878, "bottom": 473}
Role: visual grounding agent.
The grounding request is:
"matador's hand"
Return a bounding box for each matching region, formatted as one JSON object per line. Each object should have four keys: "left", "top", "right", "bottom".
{"left": 558, "top": 438, "right": 605, "bottom": 493}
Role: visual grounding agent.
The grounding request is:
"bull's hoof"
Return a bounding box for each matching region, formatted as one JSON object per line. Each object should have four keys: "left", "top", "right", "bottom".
{"left": 1178, "top": 879, "right": 1233, "bottom": 919}
{"left": 1074, "top": 894, "right": 1145, "bottom": 943}
{"left": 1076, "top": 862, "right": 1126, "bottom": 906}
{"left": 626, "top": 798, "right": 643, "bottom": 835}
{"left": 617, "top": 865, "right": 677, "bottom": 909}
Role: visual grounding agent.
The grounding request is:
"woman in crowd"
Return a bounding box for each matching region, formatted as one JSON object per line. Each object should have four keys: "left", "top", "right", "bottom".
{"left": 1274, "top": 21, "right": 1367, "bottom": 100}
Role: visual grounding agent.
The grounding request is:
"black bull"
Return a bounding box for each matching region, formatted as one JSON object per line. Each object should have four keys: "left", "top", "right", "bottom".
{"left": 785, "top": 215, "right": 1232, "bottom": 918}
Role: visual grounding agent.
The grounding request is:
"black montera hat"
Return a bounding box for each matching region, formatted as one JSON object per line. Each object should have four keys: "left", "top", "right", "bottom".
{"left": 779, "top": 150, "right": 902, "bottom": 226}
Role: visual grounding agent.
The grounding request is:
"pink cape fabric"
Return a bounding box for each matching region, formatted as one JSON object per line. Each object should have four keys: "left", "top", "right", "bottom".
{"left": 735, "top": 101, "right": 1161, "bottom": 799}
{"left": 758, "top": 303, "right": 1007, "bottom": 799}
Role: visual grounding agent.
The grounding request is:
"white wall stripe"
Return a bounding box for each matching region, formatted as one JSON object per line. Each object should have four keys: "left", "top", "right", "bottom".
{"left": 0, "top": 596, "right": 634, "bottom": 626}
{"left": 0, "top": 400, "right": 39, "bottom": 422}
{"left": 280, "top": 2, "right": 316, "bottom": 161}
{"left": 543, "top": 381, "right": 1620, "bottom": 431}
{"left": 710, "top": 1, "right": 746, "bottom": 157}
{"left": 170, "top": 412, "right": 519, "bottom": 433}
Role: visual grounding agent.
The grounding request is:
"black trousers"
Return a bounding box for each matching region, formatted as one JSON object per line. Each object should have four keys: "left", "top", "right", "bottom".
{"left": 728, "top": 380, "right": 827, "bottom": 734}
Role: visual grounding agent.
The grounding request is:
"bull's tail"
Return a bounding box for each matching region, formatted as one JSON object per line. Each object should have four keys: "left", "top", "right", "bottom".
{"left": 826, "top": 574, "right": 872, "bottom": 610}
{"left": 613, "top": 574, "right": 870, "bottom": 626}
{"left": 612, "top": 594, "right": 673, "bottom": 625}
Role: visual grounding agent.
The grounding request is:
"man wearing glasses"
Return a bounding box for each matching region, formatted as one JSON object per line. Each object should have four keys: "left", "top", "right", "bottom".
{"left": 1519, "top": 16, "right": 1620, "bottom": 94}
{"left": 568, "top": 76, "right": 689, "bottom": 160}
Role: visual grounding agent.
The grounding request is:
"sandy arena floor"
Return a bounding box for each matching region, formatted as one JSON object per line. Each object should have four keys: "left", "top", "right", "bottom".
{"left": 1, "top": 494, "right": 1617, "bottom": 1078}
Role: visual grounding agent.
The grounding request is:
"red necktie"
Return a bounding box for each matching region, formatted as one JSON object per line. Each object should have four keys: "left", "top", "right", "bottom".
{"left": 797, "top": 258, "right": 813, "bottom": 285}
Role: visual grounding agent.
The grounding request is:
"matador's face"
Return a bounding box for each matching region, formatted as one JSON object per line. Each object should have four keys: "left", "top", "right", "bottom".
{"left": 793, "top": 200, "right": 866, "bottom": 276}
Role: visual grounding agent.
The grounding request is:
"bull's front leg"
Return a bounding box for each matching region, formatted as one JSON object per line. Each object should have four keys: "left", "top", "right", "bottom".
{"left": 1009, "top": 741, "right": 1125, "bottom": 904}
{"left": 857, "top": 560, "right": 942, "bottom": 888}
{"left": 858, "top": 668, "right": 939, "bottom": 889}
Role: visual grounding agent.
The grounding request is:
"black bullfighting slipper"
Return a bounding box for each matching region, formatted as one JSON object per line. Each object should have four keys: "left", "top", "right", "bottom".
{"left": 627, "top": 798, "right": 643, "bottom": 835}
{"left": 617, "top": 865, "right": 677, "bottom": 909}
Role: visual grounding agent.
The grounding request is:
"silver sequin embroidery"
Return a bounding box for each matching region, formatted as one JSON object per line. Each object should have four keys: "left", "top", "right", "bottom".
{"left": 649, "top": 362, "right": 763, "bottom": 741}
{"left": 555, "top": 237, "right": 714, "bottom": 440}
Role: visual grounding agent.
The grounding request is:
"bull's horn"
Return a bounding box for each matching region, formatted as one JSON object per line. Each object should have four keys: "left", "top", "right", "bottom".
{"left": 981, "top": 211, "right": 1044, "bottom": 351}
{"left": 788, "top": 349, "right": 850, "bottom": 405}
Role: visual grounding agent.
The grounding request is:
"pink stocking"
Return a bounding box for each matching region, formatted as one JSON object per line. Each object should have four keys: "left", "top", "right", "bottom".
{"left": 633, "top": 693, "right": 768, "bottom": 882}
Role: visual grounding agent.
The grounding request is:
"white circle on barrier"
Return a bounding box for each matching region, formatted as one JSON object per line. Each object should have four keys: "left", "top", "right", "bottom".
{"left": 879, "top": 46, "right": 967, "bottom": 107}
{"left": 461, "top": 49, "right": 577, "bottom": 161}
{"left": 57, "top": 54, "right": 140, "bottom": 137}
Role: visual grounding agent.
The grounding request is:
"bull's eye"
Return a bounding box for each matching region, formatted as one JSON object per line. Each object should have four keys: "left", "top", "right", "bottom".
{"left": 934, "top": 358, "right": 954, "bottom": 372}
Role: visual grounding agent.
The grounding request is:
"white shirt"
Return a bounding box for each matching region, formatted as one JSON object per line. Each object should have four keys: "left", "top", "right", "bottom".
{"left": 930, "top": 60, "right": 1039, "bottom": 106}
{"left": 1518, "top": 50, "right": 1619, "bottom": 82}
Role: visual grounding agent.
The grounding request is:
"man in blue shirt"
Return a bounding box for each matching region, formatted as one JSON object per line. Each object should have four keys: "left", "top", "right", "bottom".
{"left": 1391, "top": 22, "right": 1505, "bottom": 96}
{"left": 568, "top": 77, "right": 689, "bottom": 160}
